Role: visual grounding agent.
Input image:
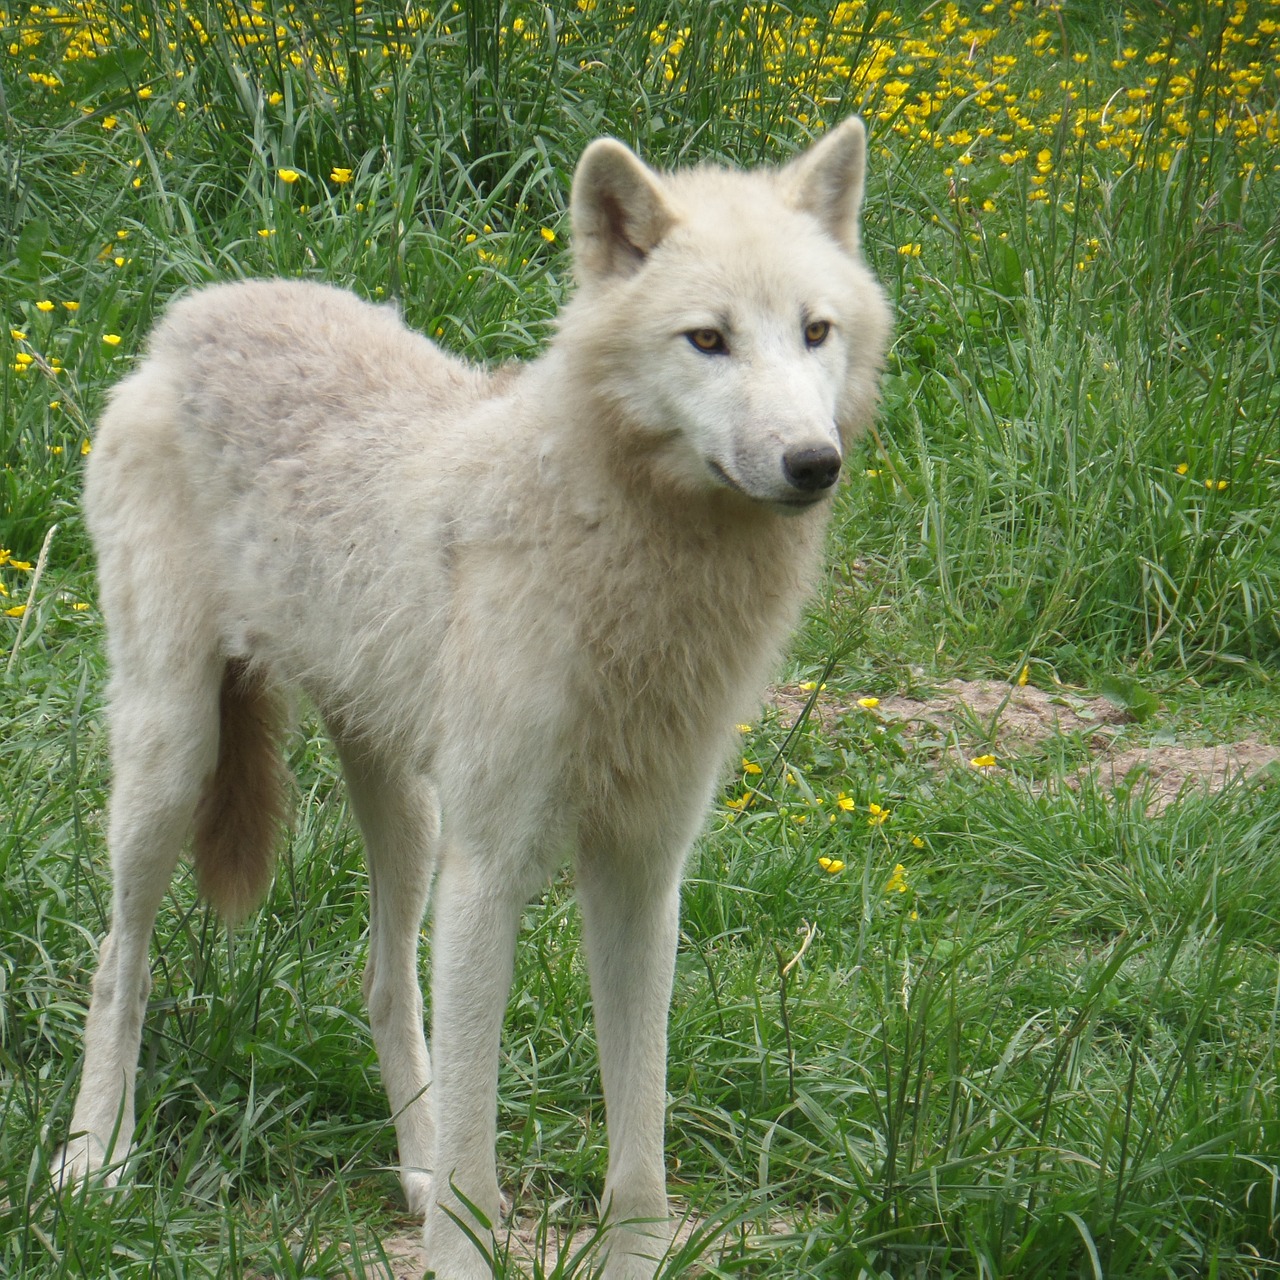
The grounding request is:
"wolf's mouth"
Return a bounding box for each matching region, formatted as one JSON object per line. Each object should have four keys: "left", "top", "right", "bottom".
{"left": 706, "top": 460, "right": 750, "bottom": 497}
{"left": 707, "top": 460, "right": 828, "bottom": 510}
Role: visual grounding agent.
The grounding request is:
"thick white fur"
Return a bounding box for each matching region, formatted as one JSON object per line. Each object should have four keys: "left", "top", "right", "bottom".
{"left": 57, "top": 120, "right": 890, "bottom": 1278}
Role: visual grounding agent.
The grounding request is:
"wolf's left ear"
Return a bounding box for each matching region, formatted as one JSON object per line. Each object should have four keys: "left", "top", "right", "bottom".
{"left": 784, "top": 117, "right": 869, "bottom": 255}
{"left": 571, "top": 139, "right": 676, "bottom": 283}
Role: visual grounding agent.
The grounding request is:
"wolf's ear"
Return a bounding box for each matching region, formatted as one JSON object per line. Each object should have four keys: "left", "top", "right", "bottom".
{"left": 784, "top": 117, "right": 869, "bottom": 255}
{"left": 571, "top": 139, "right": 676, "bottom": 283}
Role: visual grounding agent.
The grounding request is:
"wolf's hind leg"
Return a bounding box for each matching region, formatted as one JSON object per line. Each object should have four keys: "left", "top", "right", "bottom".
{"left": 336, "top": 741, "right": 438, "bottom": 1217}
{"left": 56, "top": 657, "right": 223, "bottom": 1186}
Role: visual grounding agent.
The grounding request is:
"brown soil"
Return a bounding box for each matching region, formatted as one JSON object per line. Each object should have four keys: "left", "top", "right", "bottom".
{"left": 356, "top": 1210, "right": 710, "bottom": 1278}
{"left": 771, "top": 677, "right": 1280, "bottom": 809}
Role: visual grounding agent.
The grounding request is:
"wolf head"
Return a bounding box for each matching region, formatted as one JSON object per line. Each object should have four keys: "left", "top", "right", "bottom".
{"left": 562, "top": 119, "right": 892, "bottom": 514}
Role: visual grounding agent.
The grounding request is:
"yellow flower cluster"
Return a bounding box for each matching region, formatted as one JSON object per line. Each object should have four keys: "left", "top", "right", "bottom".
{"left": 1, "top": 0, "right": 440, "bottom": 94}
{"left": 0, "top": 548, "right": 34, "bottom": 613}
{"left": 830, "top": 1, "right": 1275, "bottom": 185}
{"left": 590, "top": 1, "right": 1279, "bottom": 185}
{"left": 6, "top": 0, "right": 1275, "bottom": 194}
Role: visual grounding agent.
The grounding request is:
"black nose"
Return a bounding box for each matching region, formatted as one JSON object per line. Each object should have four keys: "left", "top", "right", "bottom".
{"left": 783, "top": 446, "right": 842, "bottom": 492}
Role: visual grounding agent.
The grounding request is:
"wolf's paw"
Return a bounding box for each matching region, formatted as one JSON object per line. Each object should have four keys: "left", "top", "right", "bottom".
{"left": 402, "top": 1168, "right": 433, "bottom": 1219}
{"left": 600, "top": 1223, "right": 671, "bottom": 1280}
{"left": 422, "top": 1222, "right": 496, "bottom": 1280}
{"left": 600, "top": 1249, "right": 665, "bottom": 1280}
{"left": 50, "top": 1135, "right": 116, "bottom": 1192}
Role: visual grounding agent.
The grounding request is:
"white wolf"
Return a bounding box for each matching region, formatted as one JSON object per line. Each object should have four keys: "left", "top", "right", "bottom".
{"left": 57, "top": 120, "right": 890, "bottom": 1277}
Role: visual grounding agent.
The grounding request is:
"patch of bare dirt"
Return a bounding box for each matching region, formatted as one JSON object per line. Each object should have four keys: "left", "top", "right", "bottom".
{"left": 1092, "top": 740, "right": 1280, "bottom": 810}
{"left": 364, "top": 1230, "right": 422, "bottom": 1279}
{"left": 769, "top": 678, "right": 1280, "bottom": 808}
{"left": 770, "top": 677, "right": 1131, "bottom": 744}
{"left": 356, "top": 1211, "right": 715, "bottom": 1278}
{"left": 872, "top": 679, "right": 1132, "bottom": 751}
{"left": 770, "top": 677, "right": 1131, "bottom": 757}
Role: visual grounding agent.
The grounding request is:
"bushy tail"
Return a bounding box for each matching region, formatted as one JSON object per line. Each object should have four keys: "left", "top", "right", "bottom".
{"left": 192, "top": 660, "right": 289, "bottom": 924}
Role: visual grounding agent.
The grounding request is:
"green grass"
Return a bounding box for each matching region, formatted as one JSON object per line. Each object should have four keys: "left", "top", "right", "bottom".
{"left": 4, "top": 0, "right": 1280, "bottom": 1275}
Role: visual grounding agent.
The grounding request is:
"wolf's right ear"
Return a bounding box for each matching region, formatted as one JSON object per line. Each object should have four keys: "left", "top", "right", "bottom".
{"left": 571, "top": 140, "right": 676, "bottom": 283}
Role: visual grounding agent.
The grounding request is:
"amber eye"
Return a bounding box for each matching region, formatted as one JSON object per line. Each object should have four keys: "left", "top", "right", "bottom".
{"left": 804, "top": 319, "right": 831, "bottom": 348}
{"left": 687, "top": 328, "right": 728, "bottom": 354}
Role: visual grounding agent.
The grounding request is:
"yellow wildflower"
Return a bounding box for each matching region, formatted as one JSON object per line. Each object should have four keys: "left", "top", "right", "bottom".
{"left": 277, "top": 168, "right": 301, "bottom": 183}
{"left": 36, "top": 299, "right": 54, "bottom": 312}
{"left": 330, "top": 166, "right": 354, "bottom": 184}
{"left": 867, "top": 803, "right": 890, "bottom": 825}
{"left": 970, "top": 754, "right": 997, "bottom": 768}
{"left": 742, "top": 758, "right": 762, "bottom": 776}
{"left": 885, "top": 863, "right": 909, "bottom": 894}
{"left": 103, "top": 334, "right": 122, "bottom": 346}
{"left": 857, "top": 696, "right": 880, "bottom": 709}
{"left": 818, "top": 856, "right": 845, "bottom": 874}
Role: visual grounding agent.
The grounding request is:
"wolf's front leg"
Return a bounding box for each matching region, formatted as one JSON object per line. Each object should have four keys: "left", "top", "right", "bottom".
{"left": 423, "top": 848, "right": 525, "bottom": 1279}
{"left": 576, "top": 846, "right": 684, "bottom": 1279}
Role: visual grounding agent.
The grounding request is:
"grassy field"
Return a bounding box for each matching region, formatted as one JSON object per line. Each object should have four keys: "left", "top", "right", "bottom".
{"left": 3, "top": 0, "right": 1280, "bottom": 1275}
